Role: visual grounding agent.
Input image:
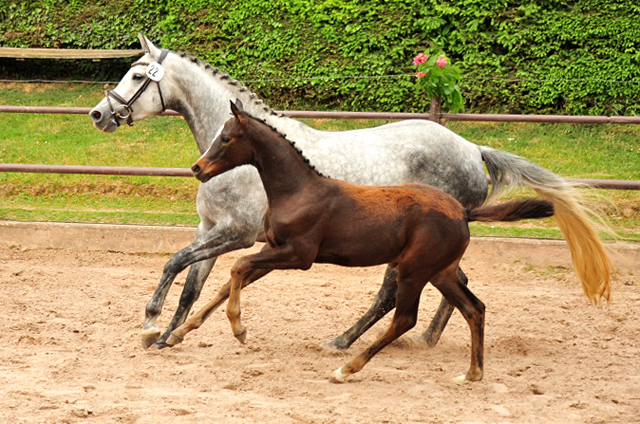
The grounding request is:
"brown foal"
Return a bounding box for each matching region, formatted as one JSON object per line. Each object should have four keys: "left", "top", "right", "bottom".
{"left": 167, "top": 100, "right": 554, "bottom": 384}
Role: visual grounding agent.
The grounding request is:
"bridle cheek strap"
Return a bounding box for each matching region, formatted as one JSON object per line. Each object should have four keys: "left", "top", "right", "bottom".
{"left": 105, "top": 48, "right": 169, "bottom": 127}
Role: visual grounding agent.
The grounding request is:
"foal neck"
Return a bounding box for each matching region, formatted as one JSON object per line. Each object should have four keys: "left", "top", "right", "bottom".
{"left": 246, "top": 118, "right": 324, "bottom": 201}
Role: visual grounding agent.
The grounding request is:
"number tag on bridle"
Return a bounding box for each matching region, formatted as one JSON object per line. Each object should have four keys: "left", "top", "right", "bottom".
{"left": 146, "top": 62, "right": 165, "bottom": 82}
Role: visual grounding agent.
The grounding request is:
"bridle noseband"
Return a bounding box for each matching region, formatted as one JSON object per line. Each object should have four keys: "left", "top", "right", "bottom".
{"left": 105, "top": 48, "right": 169, "bottom": 127}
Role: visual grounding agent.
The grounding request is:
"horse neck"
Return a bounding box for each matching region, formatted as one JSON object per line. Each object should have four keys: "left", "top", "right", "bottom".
{"left": 245, "top": 119, "right": 322, "bottom": 202}
{"left": 162, "top": 53, "right": 317, "bottom": 155}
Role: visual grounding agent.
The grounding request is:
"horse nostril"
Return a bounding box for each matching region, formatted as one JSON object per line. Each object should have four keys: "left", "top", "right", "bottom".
{"left": 191, "top": 164, "right": 201, "bottom": 174}
{"left": 91, "top": 110, "right": 102, "bottom": 121}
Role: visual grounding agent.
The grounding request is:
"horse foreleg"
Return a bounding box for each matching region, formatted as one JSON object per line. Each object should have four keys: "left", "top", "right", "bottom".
{"left": 322, "top": 266, "right": 398, "bottom": 351}
{"left": 418, "top": 267, "right": 469, "bottom": 347}
{"left": 142, "top": 223, "right": 257, "bottom": 349}
{"left": 152, "top": 257, "right": 216, "bottom": 349}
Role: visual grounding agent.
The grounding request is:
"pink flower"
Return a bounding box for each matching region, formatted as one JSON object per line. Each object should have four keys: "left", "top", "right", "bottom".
{"left": 416, "top": 71, "right": 427, "bottom": 78}
{"left": 436, "top": 54, "right": 447, "bottom": 68}
{"left": 413, "top": 52, "right": 428, "bottom": 66}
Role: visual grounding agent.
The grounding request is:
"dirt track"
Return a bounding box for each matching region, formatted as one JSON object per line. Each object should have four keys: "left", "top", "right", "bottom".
{"left": 1, "top": 236, "right": 639, "bottom": 423}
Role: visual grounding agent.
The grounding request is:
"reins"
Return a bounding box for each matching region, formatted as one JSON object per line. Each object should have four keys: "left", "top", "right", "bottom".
{"left": 105, "top": 48, "right": 169, "bottom": 127}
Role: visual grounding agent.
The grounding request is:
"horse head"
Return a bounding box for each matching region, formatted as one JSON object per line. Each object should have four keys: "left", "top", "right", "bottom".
{"left": 191, "top": 100, "right": 252, "bottom": 183}
{"left": 90, "top": 33, "right": 172, "bottom": 133}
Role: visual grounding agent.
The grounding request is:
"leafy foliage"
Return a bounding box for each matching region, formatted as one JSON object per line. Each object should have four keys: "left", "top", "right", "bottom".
{"left": 414, "top": 51, "right": 464, "bottom": 112}
{"left": 0, "top": 0, "right": 639, "bottom": 114}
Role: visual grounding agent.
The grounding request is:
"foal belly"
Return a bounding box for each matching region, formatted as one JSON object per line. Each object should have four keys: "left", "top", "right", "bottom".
{"left": 315, "top": 232, "right": 404, "bottom": 267}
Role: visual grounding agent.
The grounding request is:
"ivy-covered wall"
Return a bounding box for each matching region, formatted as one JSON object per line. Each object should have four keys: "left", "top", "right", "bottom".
{"left": 1, "top": 0, "right": 639, "bottom": 115}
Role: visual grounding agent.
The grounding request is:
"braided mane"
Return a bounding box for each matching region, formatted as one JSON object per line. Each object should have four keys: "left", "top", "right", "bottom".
{"left": 239, "top": 110, "right": 325, "bottom": 178}
{"left": 176, "top": 51, "right": 286, "bottom": 118}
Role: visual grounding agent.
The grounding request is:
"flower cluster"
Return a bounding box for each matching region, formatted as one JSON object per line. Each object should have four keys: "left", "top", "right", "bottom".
{"left": 412, "top": 51, "right": 464, "bottom": 113}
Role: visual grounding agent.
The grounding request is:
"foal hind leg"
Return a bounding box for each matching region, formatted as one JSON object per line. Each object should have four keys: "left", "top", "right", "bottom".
{"left": 322, "top": 266, "right": 398, "bottom": 351}
{"left": 419, "top": 267, "right": 469, "bottom": 347}
{"left": 324, "top": 266, "right": 469, "bottom": 351}
{"left": 330, "top": 272, "right": 427, "bottom": 383}
{"left": 430, "top": 267, "right": 485, "bottom": 384}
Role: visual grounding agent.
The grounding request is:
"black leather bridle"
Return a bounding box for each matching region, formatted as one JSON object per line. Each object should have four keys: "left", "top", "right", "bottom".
{"left": 104, "top": 48, "right": 169, "bottom": 127}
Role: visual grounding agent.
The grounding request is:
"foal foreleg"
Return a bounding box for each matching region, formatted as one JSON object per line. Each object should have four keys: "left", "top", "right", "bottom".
{"left": 142, "top": 223, "right": 258, "bottom": 348}
{"left": 165, "top": 268, "right": 271, "bottom": 347}
{"left": 226, "top": 243, "right": 313, "bottom": 344}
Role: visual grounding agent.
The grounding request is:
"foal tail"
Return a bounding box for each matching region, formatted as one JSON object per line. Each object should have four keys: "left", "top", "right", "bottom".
{"left": 467, "top": 199, "right": 554, "bottom": 223}
{"left": 479, "top": 146, "right": 614, "bottom": 304}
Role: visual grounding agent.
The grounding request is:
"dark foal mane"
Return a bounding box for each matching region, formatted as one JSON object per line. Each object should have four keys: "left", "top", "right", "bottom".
{"left": 175, "top": 51, "right": 286, "bottom": 118}
{"left": 239, "top": 110, "right": 326, "bottom": 178}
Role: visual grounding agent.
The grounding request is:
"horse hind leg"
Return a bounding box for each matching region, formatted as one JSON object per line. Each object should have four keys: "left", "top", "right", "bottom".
{"left": 419, "top": 266, "right": 469, "bottom": 347}
{"left": 429, "top": 265, "right": 485, "bottom": 384}
{"left": 330, "top": 271, "right": 427, "bottom": 383}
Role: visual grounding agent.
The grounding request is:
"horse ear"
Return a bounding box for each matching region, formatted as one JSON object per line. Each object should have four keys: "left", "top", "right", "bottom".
{"left": 230, "top": 99, "right": 246, "bottom": 123}
{"left": 138, "top": 33, "right": 161, "bottom": 60}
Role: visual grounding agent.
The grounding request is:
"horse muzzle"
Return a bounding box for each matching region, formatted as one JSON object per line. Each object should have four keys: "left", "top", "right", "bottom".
{"left": 89, "top": 103, "right": 119, "bottom": 133}
{"left": 191, "top": 161, "right": 214, "bottom": 183}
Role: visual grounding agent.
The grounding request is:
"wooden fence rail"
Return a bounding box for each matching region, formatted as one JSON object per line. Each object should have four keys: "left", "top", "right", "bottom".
{"left": 1, "top": 105, "right": 639, "bottom": 189}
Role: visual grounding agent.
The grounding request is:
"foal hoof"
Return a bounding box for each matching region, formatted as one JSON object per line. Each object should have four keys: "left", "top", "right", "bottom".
{"left": 451, "top": 374, "right": 470, "bottom": 386}
{"left": 234, "top": 329, "right": 247, "bottom": 344}
{"left": 164, "top": 332, "right": 183, "bottom": 347}
{"left": 141, "top": 327, "right": 161, "bottom": 349}
{"left": 329, "top": 367, "right": 348, "bottom": 384}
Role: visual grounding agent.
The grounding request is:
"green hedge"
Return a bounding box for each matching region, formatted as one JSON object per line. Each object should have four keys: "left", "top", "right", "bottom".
{"left": 1, "top": 0, "right": 639, "bottom": 115}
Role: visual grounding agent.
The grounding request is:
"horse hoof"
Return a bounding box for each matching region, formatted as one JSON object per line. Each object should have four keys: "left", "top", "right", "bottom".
{"left": 141, "top": 327, "right": 161, "bottom": 349}
{"left": 418, "top": 332, "right": 442, "bottom": 348}
{"left": 153, "top": 340, "right": 171, "bottom": 349}
{"left": 235, "top": 329, "right": 247, "bottom": 344}
{"left": 164, "top": 333, "right": 183, "bottom": 347}
{"left": 329, "top": 367, "right": 348, "bottom": 384}
{"left": 320, "top": 339, "right": 349, "bottom": 352}
{"left": 451, "top": 374, "right": 470, "bottom": 386}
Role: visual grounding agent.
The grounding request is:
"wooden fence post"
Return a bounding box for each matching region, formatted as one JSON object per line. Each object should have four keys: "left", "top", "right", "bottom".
{"left": 429, "top": 97, "right": 443, "bottom": 125}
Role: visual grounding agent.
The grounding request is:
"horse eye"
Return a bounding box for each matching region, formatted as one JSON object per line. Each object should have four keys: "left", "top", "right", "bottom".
{"left": 221, "top": 136, "right": 231, "bottom": 144}
{"left": 132, "top": 74, "right": 144, "bottom": 81}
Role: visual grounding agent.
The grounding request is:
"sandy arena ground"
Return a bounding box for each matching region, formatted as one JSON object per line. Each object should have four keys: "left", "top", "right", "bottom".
{"left": 1, "top": 235, "right": 639, "bottom": 423}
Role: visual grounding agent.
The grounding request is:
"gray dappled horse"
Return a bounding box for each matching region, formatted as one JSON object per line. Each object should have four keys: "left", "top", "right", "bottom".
{"left": 90, "top": 34, "right": 613, "bottom": 351}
